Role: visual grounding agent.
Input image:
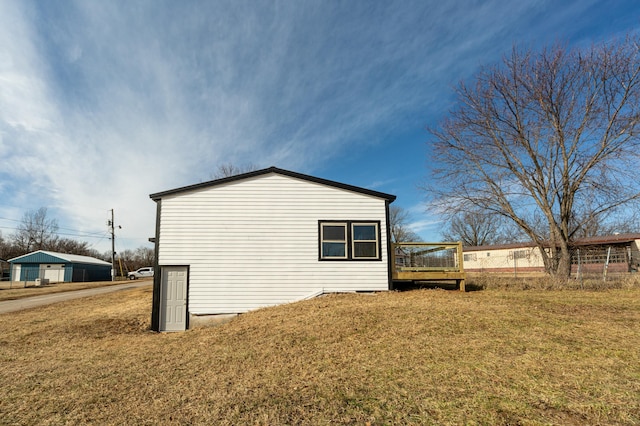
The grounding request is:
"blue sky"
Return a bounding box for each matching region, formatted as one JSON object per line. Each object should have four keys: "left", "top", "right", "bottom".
{"left": 1, "top": 0, "right": 639, "bottom": 254}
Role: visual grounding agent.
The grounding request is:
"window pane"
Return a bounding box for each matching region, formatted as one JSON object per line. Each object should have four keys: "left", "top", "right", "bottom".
{"left": 323, "top": 225, "right": 346, "bottom": 241}
{"left": 353, "top": 225, "right": 376, "bottom": 240}
{"left": 323, "top": 242, "right": 346, "bottom": 257}
{"left": 354, "top": 242, "right": 377, "bottom": 258}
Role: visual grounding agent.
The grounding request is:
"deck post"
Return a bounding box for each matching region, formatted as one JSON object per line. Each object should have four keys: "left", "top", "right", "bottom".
{"left": 457, "top": 241, "right": 466, "bottom": 292}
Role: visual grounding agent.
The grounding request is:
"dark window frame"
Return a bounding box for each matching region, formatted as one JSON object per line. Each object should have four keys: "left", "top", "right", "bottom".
{"left": 318, "top": 220, "right": 382, "bottom": 261}
{"left": 319, "top": 221, "right": 348, "bottom": 260}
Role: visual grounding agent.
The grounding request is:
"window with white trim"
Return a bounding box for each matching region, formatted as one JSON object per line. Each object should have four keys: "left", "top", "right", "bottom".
{"left": 320, "top": 222, "right": 348, "bottom": 259}
{"left": 319, "top": 221, "right": 381, "bottom": 261}
{"left": 352, "top": 223, "right": 379, "bottom": 259}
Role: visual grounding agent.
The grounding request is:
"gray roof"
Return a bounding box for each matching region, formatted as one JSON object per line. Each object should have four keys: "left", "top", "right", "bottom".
{"left": 464, "top": 233, "right": 640, "bottom": 252}
{"left": 8, "top": 250, "right": 112, "bottom": 266}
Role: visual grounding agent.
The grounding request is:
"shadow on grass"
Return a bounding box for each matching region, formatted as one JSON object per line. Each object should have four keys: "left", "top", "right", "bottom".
{"left": 393, "top": 281, "right": 484, "bottom": 292}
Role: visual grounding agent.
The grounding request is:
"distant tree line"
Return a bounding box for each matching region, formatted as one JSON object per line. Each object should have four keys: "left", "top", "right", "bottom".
{"left": 0, "top": 207, "right": 154, "bottom": 275}
{"left": 116, "top": 247, "right": 155, "bottom": 275}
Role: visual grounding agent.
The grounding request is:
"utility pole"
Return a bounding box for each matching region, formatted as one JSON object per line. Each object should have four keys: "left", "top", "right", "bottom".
{"left": 110, "top": 209, "right": 115, "bottom": 281}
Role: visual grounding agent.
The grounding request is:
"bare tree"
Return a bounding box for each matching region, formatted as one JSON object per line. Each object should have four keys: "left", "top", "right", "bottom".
{"left": 389, "top": 206, "right": 421, "bottom": 243}
{"left": 1, "top": 229, "right": 37, "bottom": 260}
{"left": 134, "top": 246, "right": 155, "bottom": 266}
{"left": 118, "top": 246, "right": 155, "bottom": 273}
{"left": 51, "top": 238, "right": 94, "bottom": 256}
{"left": 211, "top": 163, "right": 258, "bottom": 179}
{"left": 0, "top": 231, "right": 7, "bottom": 259}
{"left": 571, "top": 209, "right": 640, "bottom": 239}
{"left": 441, "top": 210, "right": 512, "bottom": 246}
{"left": 427, "top": 36, "right": 640, "bottom": 277}
{"left": 12, "top": 207, "right": 59, "bottom": 253}
{"left": 0, "top": 231, "right": 7, "bottom": 279}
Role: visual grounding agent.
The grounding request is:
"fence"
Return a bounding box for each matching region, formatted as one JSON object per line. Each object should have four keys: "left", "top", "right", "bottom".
{"left": 394, "top": 242, "right": 462, "bottom": 271}
{"left": 464, "top": 245, "right": 640, "bottom": 281}
{"left": 392, "top": 242, "right": 466, "bottom": 290}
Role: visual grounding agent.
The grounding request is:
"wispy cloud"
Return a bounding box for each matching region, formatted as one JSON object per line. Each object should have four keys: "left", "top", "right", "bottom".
{"left": 400, "top": 201, "right": 443, "bottom": 240}
{"left": 0, "top": 0, "right": 636, "bottom": 251}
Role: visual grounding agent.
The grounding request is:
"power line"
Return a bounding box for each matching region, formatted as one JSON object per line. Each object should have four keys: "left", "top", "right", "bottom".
{"left": 0, "top": 212, "right": 111, "bottom": 235}
{"left": 0, "top": 197, "right": 111, "bottom": 214}
{"left": 0, "top": 211, "right": 151, "bottom": 249}
{"left": 87, "top": 234, "right": 110, "bottom": 252}
{"left": 0, "top": 224, "right": 110, "bottom": 240}
{"left": 0, "top": 216, "right": 106, "bottom": 236}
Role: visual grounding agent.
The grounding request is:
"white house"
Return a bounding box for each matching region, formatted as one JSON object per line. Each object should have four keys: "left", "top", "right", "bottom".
{"left": 149, "top": 167, "right": 396, "bottom": 331}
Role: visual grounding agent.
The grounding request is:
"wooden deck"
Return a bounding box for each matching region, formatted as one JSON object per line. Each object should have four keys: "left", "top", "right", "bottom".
{"left": 391, "top": 242, "right": 466, "bottom": 291}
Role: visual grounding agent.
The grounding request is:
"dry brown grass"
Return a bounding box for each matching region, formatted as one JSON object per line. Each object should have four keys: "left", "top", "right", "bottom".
{"left": 1, "top": 286, "right": 639, "bottom": 425}
{"left": 467, "top": 272, "right": 640, "bottom": 291}
{"left": 0, "top": 278, "right": 149, "bottom": 302}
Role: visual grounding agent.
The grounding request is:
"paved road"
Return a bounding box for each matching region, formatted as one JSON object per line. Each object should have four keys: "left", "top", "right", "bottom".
{"left": 0, "top": 281, "right": 153, "bottom": 314}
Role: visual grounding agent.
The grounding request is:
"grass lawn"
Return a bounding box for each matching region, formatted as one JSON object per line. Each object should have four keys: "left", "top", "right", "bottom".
{"left": 0, "top": 286, "right": 639, "bottom": 425}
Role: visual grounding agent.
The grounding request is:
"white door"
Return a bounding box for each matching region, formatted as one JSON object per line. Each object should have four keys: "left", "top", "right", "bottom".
{"left": 43, "top": 264, "right": 65, "bottom": 283}
{"left": 12, "top": 265, "right": 21, "bottom": 281}
{"left": 160, "top": 266, "right": 188, "bottom": 331}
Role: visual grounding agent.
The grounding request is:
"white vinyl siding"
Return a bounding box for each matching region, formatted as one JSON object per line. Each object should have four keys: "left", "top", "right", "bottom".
{"left": 463, "top": 246, "right": 542, "bottom": 271}
{"left": 157, "top": 173, "right": 389, "bottom": 315}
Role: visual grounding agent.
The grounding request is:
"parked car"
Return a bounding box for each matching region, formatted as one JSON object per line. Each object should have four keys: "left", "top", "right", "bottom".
{"left": 127, "top": 267, "right": 154, "bottom": 280}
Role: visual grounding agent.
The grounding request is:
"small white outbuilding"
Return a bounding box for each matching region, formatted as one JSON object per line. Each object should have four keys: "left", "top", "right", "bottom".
{"left": 149, "top": 167, "right": 396, "bottom": 331}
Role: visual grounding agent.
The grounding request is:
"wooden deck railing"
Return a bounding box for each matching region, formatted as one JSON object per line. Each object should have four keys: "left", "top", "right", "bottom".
{"left": 391, "top": 242, "right": 466, "bottom": 291}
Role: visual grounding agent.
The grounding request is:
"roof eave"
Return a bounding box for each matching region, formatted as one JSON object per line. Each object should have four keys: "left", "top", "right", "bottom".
{"left": 149, "top": 166, "right": 396, "bottom": 202}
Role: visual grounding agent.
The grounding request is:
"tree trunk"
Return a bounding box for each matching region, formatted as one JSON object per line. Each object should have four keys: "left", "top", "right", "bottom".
{"left": 546, "top": 238, "right": 572, "bottom": 279}
{"left": 554, "top": 246, "right": 572, "bottom": 279}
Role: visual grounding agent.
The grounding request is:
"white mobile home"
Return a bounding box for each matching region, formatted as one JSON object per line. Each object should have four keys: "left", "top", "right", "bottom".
{"left": 149, "top": 167, "right": 396, "bottom": 331}
{"left": 463, "top": 233, "right": 640, "bottom": 275}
